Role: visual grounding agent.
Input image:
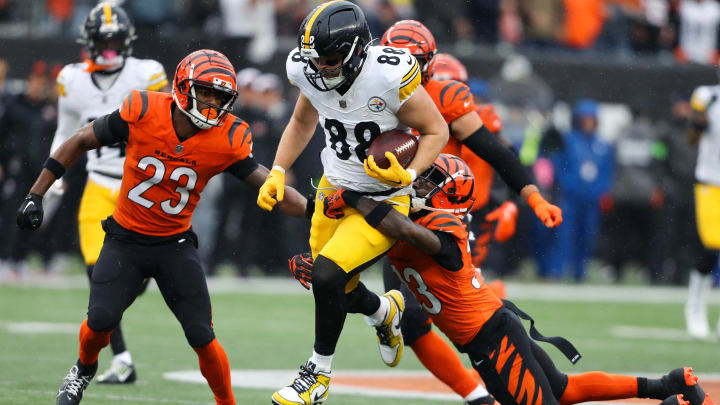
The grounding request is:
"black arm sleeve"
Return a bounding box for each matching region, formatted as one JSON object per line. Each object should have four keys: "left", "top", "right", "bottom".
{"left": 430, "top": 230, "right": 464, "bottom": 271}
{"left": 93, "top": 109, "right": 129, "bottom": 145}
{"left": 225, "top": 156, "right": 259, "bottom": 180}
{"left": 461, "top": 126, "right": 533, "bottom": 195}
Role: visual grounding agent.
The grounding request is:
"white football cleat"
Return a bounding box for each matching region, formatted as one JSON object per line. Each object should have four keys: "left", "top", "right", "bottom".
{"left": 371, "top": 290, "right": 405, "bottom": 367}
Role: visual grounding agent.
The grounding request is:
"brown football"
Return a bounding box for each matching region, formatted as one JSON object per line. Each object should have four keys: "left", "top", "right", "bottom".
{"left": 367, "top": 130, "right": 419, "bottom": 169}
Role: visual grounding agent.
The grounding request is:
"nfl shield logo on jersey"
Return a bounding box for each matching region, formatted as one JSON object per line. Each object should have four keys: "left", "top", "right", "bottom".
{"left": 368, "top": 96, "right": 386, "bottom": 112}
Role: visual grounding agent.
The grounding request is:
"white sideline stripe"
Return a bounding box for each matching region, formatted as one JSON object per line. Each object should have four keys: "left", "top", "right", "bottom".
{"left": 0, "top": 388, "right": 214, "bottom": 404}
{"left": 610, "top": 325, "right": 705, "bottom": 342}
{"left": 7, "top": 275, "right": 720, "bottom": 304}
{"left": 2, "top": 321, "right": 77, "bottom": 334}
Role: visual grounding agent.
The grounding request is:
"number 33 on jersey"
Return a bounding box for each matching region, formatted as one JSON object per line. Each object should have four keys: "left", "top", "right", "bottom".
{"left": 112, "top": 90, "right": 253, "bottom": 236}
{"left": 286, "top": 45, "right": 421, "bottom": 193}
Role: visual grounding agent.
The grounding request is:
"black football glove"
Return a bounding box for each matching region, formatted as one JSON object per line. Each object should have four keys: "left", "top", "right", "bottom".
{"left": 17, "top": 193, "right": 44, "bottom": 230}
{"left": 289, "top": 252, "right": 313, "bottom": 290}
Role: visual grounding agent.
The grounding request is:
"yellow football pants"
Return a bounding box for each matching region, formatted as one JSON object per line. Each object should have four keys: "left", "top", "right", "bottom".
{"left": 695, "top": 183, "right": 720, "bottom": 250}
{"left": 310, "top": 176, "right": 410, "bottom": 292}
{"left": 78, "top": 179, "right": 119, "bottom": 265}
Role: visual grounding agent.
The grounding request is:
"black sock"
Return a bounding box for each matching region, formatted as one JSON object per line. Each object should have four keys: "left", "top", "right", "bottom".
{"left": 76, "top": 358, "right": 98, "bottom": 376}
{"left": 110, "top": 323, "right": 127, "bottom": 355}
{"left": 345, "top": 282, "right": 380, "bottom": 316}
{"left": 312, "top": 256, "right": 348, "bottom": 356}
{"left": 638, "top": 377, "right": 670, "bottom": 399}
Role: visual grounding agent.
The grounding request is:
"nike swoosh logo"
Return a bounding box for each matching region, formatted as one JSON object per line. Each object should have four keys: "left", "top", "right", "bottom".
{"left": 472, "top": 359, "right": 484, "bottom": 366}
{"left": 23, "top": 202, "right": 35, "bottom": 214}
{"left": 464, "top": 100, "right": 472, "bottom": 108}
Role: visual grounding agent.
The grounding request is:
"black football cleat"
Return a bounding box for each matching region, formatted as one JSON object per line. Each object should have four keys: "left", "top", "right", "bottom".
{"left": 56, "top": 360, "right": 97, "bottom": 405}
{"left": 661, "top": 368, "right": 715, "bottom": 405}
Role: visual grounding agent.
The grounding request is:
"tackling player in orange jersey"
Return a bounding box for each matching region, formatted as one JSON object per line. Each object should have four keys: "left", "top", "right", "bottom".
{"left": 363, "top": 20, "right": 558, "bottom": 404}
{"left": 16, "top": 50, "right": 307, "bottom": 405}
{"left": 431, "top": 52, "right": 517, "bottom": 268}
{"left": 298, "top": 154, "right": 715, "bottom": 405}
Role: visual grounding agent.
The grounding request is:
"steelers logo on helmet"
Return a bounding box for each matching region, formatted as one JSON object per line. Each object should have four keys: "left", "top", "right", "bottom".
{"left": 381, "top": 20, "right": 437, "bottom": 84}
{"left": 298, "top": 0, "right": 373, "bottom": 91}
{"left": 172, "top": 50, "right": 238, "bottom": 130}
{"left": 80, "top": 2, "right": 137, "bottom": 74}
{"left": 412, "top": 154, "right": 476, "bottom": 218}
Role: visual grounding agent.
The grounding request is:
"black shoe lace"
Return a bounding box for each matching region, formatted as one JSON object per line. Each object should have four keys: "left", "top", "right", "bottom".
{"left": 63, "top": 369, "right": 91, "bottom": 396}
{"left": 291, "top": 364, "right": 318, "bottom": 393}
{"left": 376, "top": 324, "right": 392, "bottom": 345}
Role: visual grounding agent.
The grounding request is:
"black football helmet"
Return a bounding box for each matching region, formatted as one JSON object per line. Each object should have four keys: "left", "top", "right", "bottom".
{"left": 298, "top": 0, "right": 372, "bottom": 91}
{"left": 78, "top": 2, "right": 136, "bottom": 73}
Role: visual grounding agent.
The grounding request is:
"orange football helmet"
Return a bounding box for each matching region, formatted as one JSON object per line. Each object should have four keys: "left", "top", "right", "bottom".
{"left": 431, "top": 53, "right": 468, "bottom": 83}
{"left": 172, "top": 49, "right": 238, "bottom": 129}
{"left": 413, "top": 154, "right": 476, "bottom": 217}
{"left": 381, "top": 20, "right": 437, "bottom": 83}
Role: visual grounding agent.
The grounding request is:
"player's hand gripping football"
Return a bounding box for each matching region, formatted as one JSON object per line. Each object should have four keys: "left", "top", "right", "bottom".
{"left": 257, "top": 167, "right": 285, "bottom": 211}
{"left": 323, "top": 188, "right": 348, "bottom": 219}
{"left": 16, "top": 193, "right": 44, "bottom": 230}
{"left": 527, "top": 192, "right": 562, "bottom": 228}
{"left": 485, "top": 201, "right": 518, "bottom": 242}
{"left": 364, "top": 152, "right": 415, "bottom": 187}
{"left": 289, "top": 252, "right": 313, "bottom": 290}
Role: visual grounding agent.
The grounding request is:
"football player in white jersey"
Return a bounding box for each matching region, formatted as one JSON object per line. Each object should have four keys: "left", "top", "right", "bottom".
{"left": 48, "top": 2, "right": 168, "bottom": 384}
{"left": 684, "top": 84, "right": 720, "bottom": 339}
{"left": 257, "top": 2, "right": 448, "bottom": 404}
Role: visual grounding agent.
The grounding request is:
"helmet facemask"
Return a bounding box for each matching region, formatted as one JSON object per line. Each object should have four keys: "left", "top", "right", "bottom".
{"left": 79, "top": 3, "right": 136, "bottom": 74}
{"left": 301, "top": 36, "right": 367, "bottom": 91}
{"left": 411, "top": 158, "right": 475, "bottom": 218}
{"left": 174, "top": 66, "right": 238, "bottom": 130}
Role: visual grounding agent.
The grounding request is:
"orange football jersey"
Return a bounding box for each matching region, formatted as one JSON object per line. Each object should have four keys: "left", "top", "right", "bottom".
{"left": 386, "top": 211, "right": 503, "bottom": 345}
{"left": 424, "top": 79, "right": 476, "bottom": 157}
{"left": 113, "top": 90, "right": 253, "bottom": 236}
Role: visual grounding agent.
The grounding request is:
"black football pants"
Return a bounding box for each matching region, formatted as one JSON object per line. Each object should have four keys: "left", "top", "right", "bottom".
{"left": 87, "top": 237, "right": 215, "bottom": 348}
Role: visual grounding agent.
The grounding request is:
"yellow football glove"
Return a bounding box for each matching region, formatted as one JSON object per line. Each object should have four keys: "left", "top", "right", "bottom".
{"left": 257, "top": 167, "right": 286, "bottom": 211}
{"left": 364, "top": 152, "right": 416, "bottom": 187}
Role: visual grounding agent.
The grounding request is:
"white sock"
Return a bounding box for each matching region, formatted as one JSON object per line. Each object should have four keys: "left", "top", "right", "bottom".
{"left": 114, "top": 350, "right": 132, "bottom": 365}
{"left": 365, "top": 295, "right": 390, "bottom": 327}
{"left": 309, "top": 350, "right": 333, "bottom": 372}
{"left": 464, "top": 384, "right": 491, "bottom": 401}
{"left": 687, "top": 270, "right": 712, "bottom": 315}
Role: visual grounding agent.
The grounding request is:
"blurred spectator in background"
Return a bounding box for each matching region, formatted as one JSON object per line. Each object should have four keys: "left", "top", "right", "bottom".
{"left": 520, "top": 0, "right": 565, "bottom": 48}
{"left": 414, "top": 0, "right": 481, "bottom": 44}
{"left": 0, "top": 61, "right": 56, "bottom": 280}
{"left": 604, "top": 107, "right": 667, "bottom": 283}
{"left": 365, "top": 0, "right": 401, "bottom": 39}
{"left": 124, "top": 0, "right": 178, "bottom": 37}
{"left": 561, "top": 0, "right": 606, "bottom": 50}
{"left": 549, "top": 99, "right": 614, "bottom": 281}
{"left": 675, "top": 0, "right": 720, "bottom": 64}
{"left": 657, "top": 96, "right": 705, "bottom": 285}
{"left": 219, "top": 0, "right": 276, "bottom": 64}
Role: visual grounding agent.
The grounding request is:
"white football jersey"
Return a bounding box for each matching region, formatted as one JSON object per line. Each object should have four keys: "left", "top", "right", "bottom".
{"left": 691, "top": 85, "right": 720, "bottom": 186}
{"left": 50, "top": 57, "right": 168, "bottom": 189}
{"left": 286, "top": 45, "right": 421, "bottom": 196}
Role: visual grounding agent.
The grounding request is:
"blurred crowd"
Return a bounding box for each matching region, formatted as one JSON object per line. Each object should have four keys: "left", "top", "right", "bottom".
{"left": 0, "top": 45, "right": 714, "bottom": 286}
{"left": 2, "top": 0, "right": 720, "bottom": 64}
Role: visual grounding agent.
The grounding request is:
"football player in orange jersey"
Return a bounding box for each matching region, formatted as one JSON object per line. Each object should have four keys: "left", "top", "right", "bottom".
{"left": 364, "top": 20, "right": 559, "bottom": 404}
{"left": 17, "top": 50, "right": 307, "bottom": 405}
{"left": 295, "top": 154, "right": 715, "bottom": 405}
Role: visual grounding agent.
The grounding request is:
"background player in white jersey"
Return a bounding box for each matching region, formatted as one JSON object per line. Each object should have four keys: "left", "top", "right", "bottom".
{"left": 256, "top": 2, "right": 448, "bottom": 404}
{"left": 684, "top": 83, "right": 720, "bottom": 339}
{"left": 48, "top": 2, "right": 168, "bottom": 384}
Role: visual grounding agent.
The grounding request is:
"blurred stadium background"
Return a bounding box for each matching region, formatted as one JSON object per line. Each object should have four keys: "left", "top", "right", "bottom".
{"left": 0, "top": 0, "right": 719, "bottom": 404}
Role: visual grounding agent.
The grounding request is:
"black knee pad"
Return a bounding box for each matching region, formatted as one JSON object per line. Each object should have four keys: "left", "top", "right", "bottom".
{"left": 87, "top": 305, "right": 121, "bottom": 332}
{"left": 401, "top": 304, "right": 432, "bottom": 346}
{"left": 184, "top": 323, "right": 215, "bottom": 348}
{"left": 697, "top": 250, "right": 719, "bottom": 275}
{"left": 312, "top": 255, "right": 347, "bottom": 292}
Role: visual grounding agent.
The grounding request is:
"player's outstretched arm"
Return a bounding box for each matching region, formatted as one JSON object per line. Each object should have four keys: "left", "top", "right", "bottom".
{"left": 397, "top": 86, "right": 449, "bottom": 177}
{"left": 258, "top": 93, "right": 318, "bottom": 211}
{"left": 246, "top": 164, "right": 308, "bottom": 218}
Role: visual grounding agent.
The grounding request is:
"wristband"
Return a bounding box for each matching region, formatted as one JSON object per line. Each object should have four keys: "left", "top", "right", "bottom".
{"left": 527, "top": 191, "right": 546, "bottom": 210}
{"left": 342, "top": 190, "right": 362, "bottom": 208}
{"left": 271, "top": 165, "right": 286, "bottom": 174}
{"left": 365, "top": 202, "right": 393, "bottom": 227}
{"left": 407, "top": 168, "right": 417, "bottom": 182}
{"left": 43, "top": 157, "right": 66, "bottom": 179}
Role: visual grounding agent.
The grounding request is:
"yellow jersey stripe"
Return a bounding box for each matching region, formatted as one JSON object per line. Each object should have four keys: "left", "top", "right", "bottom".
{"left": 304, "top": 1, "right": 340, "bottom": 49}
{"left": 103, "top": 2, "right": 112, "bottom": 25}
{"left": 147, "top": 79, "right": 168, "bottom": 91}
{"left": 399, "top": 67, "right": 421, "bottom": 101}
{"left": 148, "top": 72, "right": 165, "bottom": 81}
{"left": 401, "top": 58, "right": 419, "bottom": 84}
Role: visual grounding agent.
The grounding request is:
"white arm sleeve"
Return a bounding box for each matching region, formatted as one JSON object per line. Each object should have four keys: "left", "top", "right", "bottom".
{"left": 49, "top": 92, "right": 82, "bottom": 155}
